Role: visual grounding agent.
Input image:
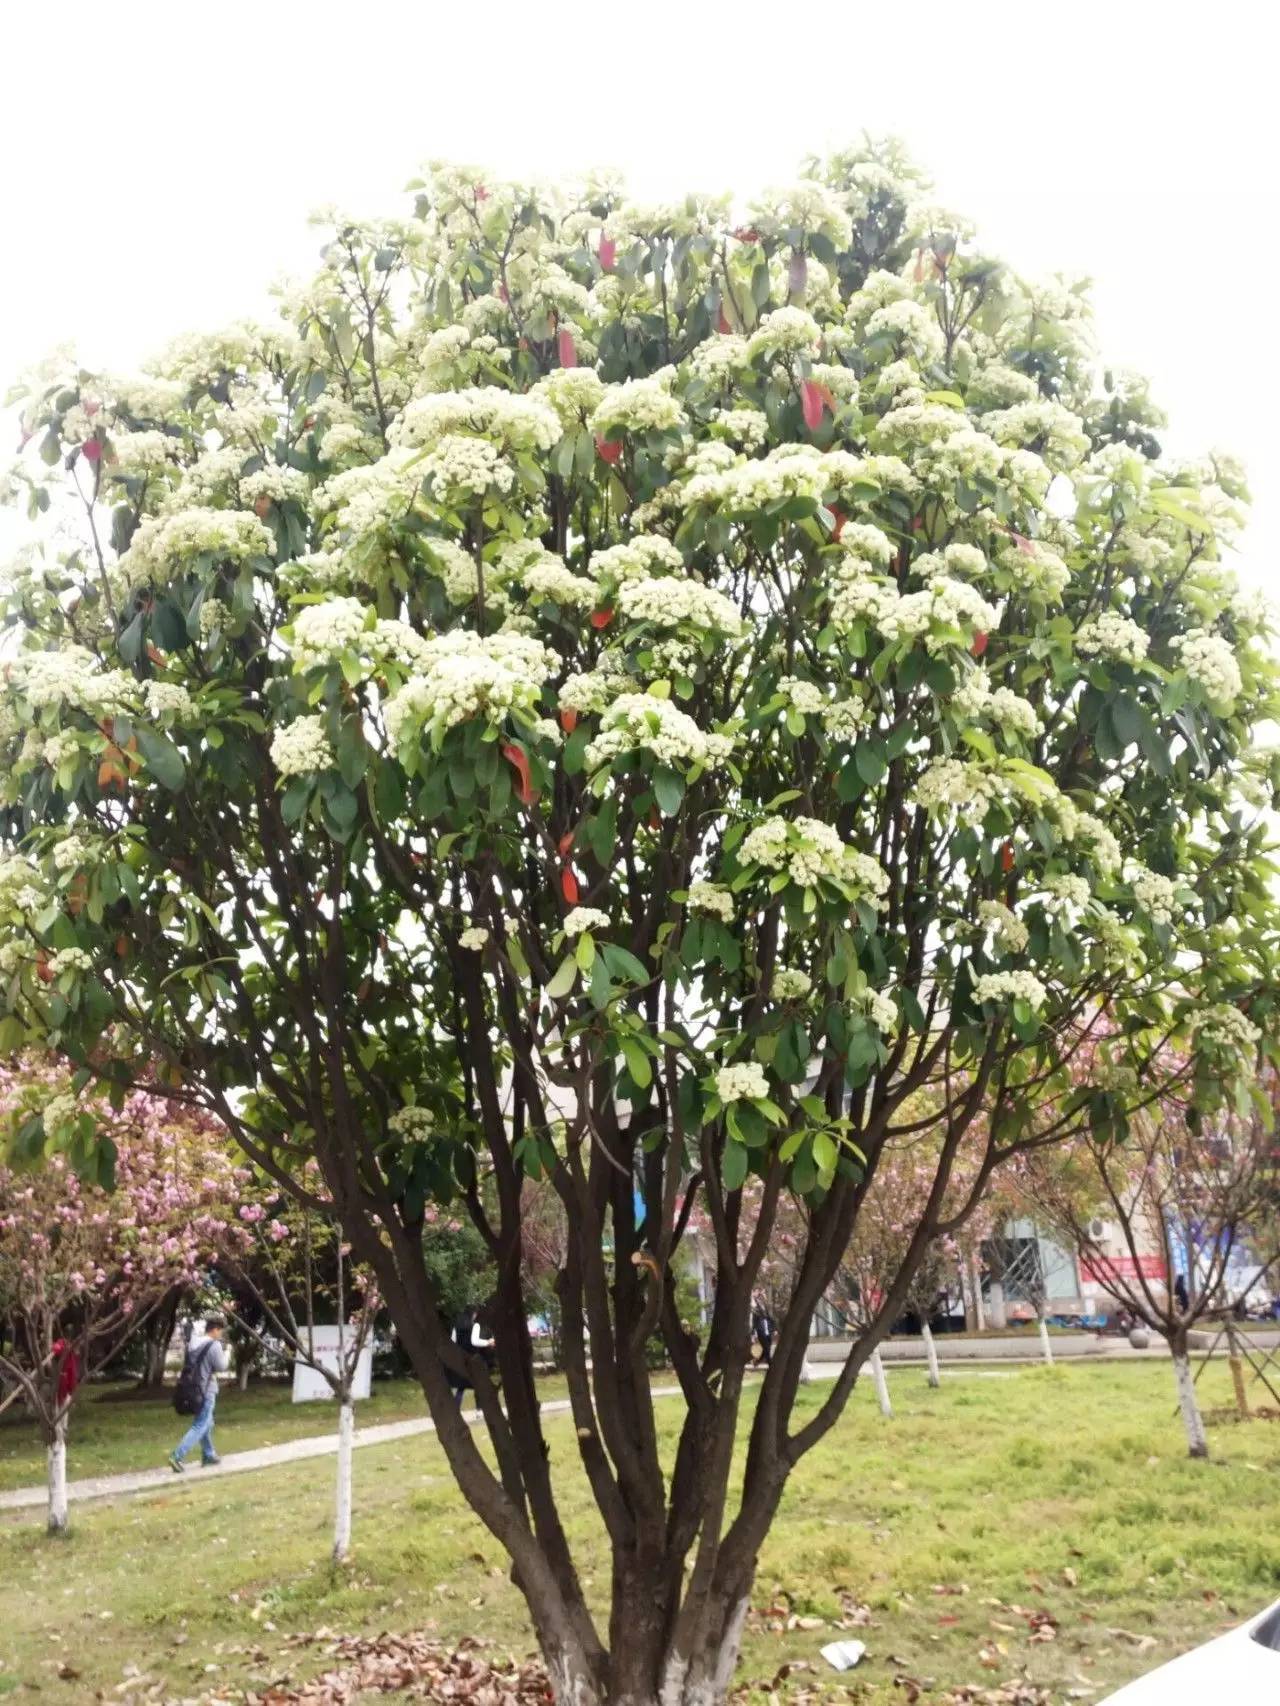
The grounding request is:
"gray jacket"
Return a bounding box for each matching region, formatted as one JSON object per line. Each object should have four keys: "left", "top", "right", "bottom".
{"left": 191, "top": 1336, "right": 229, "bottom": 1403}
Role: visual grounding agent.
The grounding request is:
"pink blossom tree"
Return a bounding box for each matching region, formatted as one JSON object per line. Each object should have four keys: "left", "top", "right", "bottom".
{"left": 0, "top": 1059, "right": 239, "bottom": 1532}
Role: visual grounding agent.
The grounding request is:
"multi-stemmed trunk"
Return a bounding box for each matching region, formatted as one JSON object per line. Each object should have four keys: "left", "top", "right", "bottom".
{"left": 1037, "top": 1313, "right": 1054, "bottom": 1367}
{"left": 1169, "top": 1330, "right": 1208, "bottom": 1458}
{"left": 46, "top": 1412, "right": 68, "bottom": 1537}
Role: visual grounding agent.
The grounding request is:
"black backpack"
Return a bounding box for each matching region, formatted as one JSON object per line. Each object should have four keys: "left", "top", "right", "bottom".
{"left": 173, "top": 1341, "right": 212, "bottom": 1415}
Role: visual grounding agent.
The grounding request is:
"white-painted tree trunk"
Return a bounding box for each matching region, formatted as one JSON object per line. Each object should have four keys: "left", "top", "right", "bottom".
{"left": 1038, "top": 1316, "right": 1054, "bottom": 1366}
{"left": 47, "top": 1413, "right": 68, "bottom": 1536}
{"left": 921, "top": 1322, "right": 941, "bottom": 1388}
{"left": 333, "top": 1399, "right": 354, "bottom": 1561}
{"left": 987, "top": 1280, "right": 1007, "bottom": 1330}
{"left": 870, "top": 1347, "right": 892, "bottom": 1418}
{"left": 1172, "top": 1349, "right": 1208, "bottom": 1458}
{"left": 970, "top": 1256, "right": 986, "bottom": 1331}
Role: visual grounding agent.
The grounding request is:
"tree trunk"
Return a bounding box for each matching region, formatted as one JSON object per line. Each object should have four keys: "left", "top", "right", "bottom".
{"left": 1171, "top": 1341, "right": 1208, "bottom": 1458}
{"left": 987, "top": 1280, "right": 1007, "bottom": 1330}
{"left": 1225, "top": 1323, "right": 1250, "bottom": 1419}
{"left": 237, "top": 1358, "right": 251, "bottom": 1392}
{"left": 921, "top": 1321, "right": 941, "bottom": 1388}
{"left": 869, "top": 1347, "right": 892, "bottom": 1418}
{"left": 47, "top": 1413, "right": 69, "bottom": 1537}
{"left": 1037, "top": 1315, "right": 1054, "bottom": 1367}
{"left": 970, "top": 1256, "right": 986, "bottom": 1331}
{"left": 333, "top": 1399, "right": 354, "bottom": 1562}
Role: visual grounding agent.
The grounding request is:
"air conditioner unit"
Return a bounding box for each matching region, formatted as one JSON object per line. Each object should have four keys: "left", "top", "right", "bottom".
{"left": 1089, "top": 1218, "right": 1107, "bottom": 1240}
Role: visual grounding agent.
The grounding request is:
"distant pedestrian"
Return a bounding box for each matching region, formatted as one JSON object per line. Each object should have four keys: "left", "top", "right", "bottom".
{"left": 751, "top": 1293, "right": 775, "bottom": 1367}
{"left": 1174, "top": 1273, "right": 1189, "bottom": 1312}
{"left": 168, "top": 1316, "right": 229, "bottom": 1472}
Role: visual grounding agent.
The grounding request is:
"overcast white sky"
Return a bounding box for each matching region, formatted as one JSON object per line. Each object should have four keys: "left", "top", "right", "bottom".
{"left": 1, "top": 0, "right": 1275, "bottom": 583}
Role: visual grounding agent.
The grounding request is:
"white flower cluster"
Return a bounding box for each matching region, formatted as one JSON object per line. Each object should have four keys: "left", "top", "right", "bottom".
{"left": 842, "top": 523, "right": 897, "bottom": 565}
{"left": 863, "top": 298, "right": 945, "bottom": 364}
{"left": 238, "top": 465, "right": 311, "bottom": 509}
{"left": 592, "top": 535, "right": 684, "bottom": 584}
{"left": 1070, "top": 809, "right": 1123, "bottom": 876}
{"left": 750, "top": 182, "right": 852, "bottom": 247}
{"left": 687, "top": 335, "right": 749, "bottom": 384}
{"left": 519, "top": 556, "right": 597, "bottom": 608}
{"left": 317, "top": 450, "right": 423, "bottom": 538}
{"left": 982, "top": 400, "right": 1090, "bottom": 468}
{"left": 912, "top": 757, "right": 1004, "bottom": 827}
{"left": 563, "top": 906, "right": 610, "bottom": 938}
{"left": 384, "top": 631, "right": 555, "bottom": 745}
{"left": 458, "top": 926, "right": 490, "bottom": 950}
{"left": 971, "top": 969, "right": 1048, "bottom": 1008}
{"left": 1171, "top": 630, "right": 1242, "bottom": 708}
{"left": 861, "top": 988, "right": 899, "bottom": 1036}
{"left": 143, "top": 681, "right": 196, "bottom": 722}
{"left": 319, "top": 421, "right": 372, "bottom": 461}
{"left": 1042, "top": 873, "right": 1090, "bottom": 911}
{"left": 48, "top": 946, "right": 94, "bottom": 975}
{"left": 950, "top": 671, "right": 1041, "bottom": 737}
{"left": 617, "top": 575, "right": 744, "bottom": 636}
{"left": 688, "top": 881, "right": 733, "bottom": 921}
{"left": 773, "top": 967, "right": 812, "bottom": 1000}
{"left": 739, "top": 815, "right": 889, "bottom": 900}
{"left": 715, "top": 1062, "right": 770, "bottom": 1104}
{"left": 270, "top": 715, "right": 333, "bottom": 776}
{"left": 978, "top": 899, "right": 1029, "bottom": 953}
{"left": 1076, "top": 611, "right": 1150, "bottom": 666}
{"left": 830, "top": 559, "right": 997, "bottom": 652}
{"left": 289, "top": 597, "right": 371, "bottom": 669}
{"left": 393, "top": 386, "right": 561, "bottom": 454}
{"left": 389, "top": 1105, "right": 435, "bottom": 1142}
{"left": 997, "top": 538, "right": 1070, "bottom": 601}
{"left": 9, "top": 647, "right": 137, "bottom": 717}
{"left": 1188, "top": 1003, "right": 1260, "bottom": 1057}
{"left": 584, "top": 694, "right": 731, "bottom": 771}
{"left": 531, "top": 367, "right": 607, "bottom": 426}
{"left": 821, "top": 697, "right": 867, "bottom": 740}
{"left": 52, "top": 834, "right": 96, "bottom": 873}
{"left": 1125, "top": 862, "right": 1177, "bottom": 926}
{"left": 778, "top": 676, "right": 827, "bottom": 715}
{"left": 109, "top": 429, "right": 175, "bottom": 474}
{"left": 592, "top": 376, "right": 685, "bottom": 438}
{"left": 420, "top": 433, "right": 514, "bottom": 500}
{"left": 747, "top": 306, "right": 822, "bottom": 361}
{"left": 118, "top": 507, "right": 275, "bottom": 589}
{"left": 712, "top": 407, "right": 769, "bottom": 451}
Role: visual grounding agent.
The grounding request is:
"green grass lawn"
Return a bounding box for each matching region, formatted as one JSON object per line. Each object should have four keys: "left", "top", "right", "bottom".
{"left": 0, "top": 1361, "right": 1277, "bottom": 1703}
{"left": 0, "top": 1371, "right": 580, "bottom": 1493}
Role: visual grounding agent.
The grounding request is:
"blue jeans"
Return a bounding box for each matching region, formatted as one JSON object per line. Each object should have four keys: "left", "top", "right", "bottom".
{"left": 173, "top": 1393, "right": 218, "bottom": 1463}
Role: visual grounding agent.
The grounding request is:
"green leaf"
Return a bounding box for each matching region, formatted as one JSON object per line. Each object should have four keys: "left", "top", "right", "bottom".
{"left": 545, "top": 957, "right": 578, "bottom": 999}
{"left": 652, "top": 767, "right": 685, "bottom": 817}
{"left": 721, "top": 1137, "right": 749, "bottom": 1191}
{"left": 135, "top": 728, "right": 186, "bottom": 791}
{"left": 117, "top": 610, "right": 145, "bottom": 666}
{"left": 854, "top": 742, "right": 887, "bottom": 786}
{"left": 575, "top": 932, "right": 596, "bottom": 972}
{"left": 622, "top": 1038, "right": 652, "bottom": 1088}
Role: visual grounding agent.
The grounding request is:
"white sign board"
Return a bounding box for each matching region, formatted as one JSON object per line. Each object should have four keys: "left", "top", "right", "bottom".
{"left": 290, "top": 1327, "right": 373, "bottom": 1403}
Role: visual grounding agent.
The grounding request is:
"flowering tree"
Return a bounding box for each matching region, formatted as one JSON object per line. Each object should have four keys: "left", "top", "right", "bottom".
{"left": 1, "top": 140, "right": 1278, "bottom": 1698}
{"left": 0, "top": 1060, "right": 238, "bottom": 1531}
{"left": 1020, "top": 1091, "right": 1280, "bottom": 1456}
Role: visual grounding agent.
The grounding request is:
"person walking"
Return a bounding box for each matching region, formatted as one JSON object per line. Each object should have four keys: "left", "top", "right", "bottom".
{"left": 168, "top": 1315, "right": 229, "bottom": 1471}
{"left": 751, "top": 1292, "right": 775, "bottom": 1367}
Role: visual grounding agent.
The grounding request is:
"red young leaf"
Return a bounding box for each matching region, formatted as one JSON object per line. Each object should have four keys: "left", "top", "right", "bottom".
{"left": 557, "top": 328, "right": 577, "bottom": 369}
{"left": 598, "top": 235, "right": 617, "bottom": 272}
{"left": 501, "top": 742, "right": 535, "bottom": 805}
{"left": 561, "top": 868, "right": 580, "bottom": 905}
{"left": 717, "top": 305, "right": 732, "bottom": 334}
{"left": 498, "top": 282, "right": 510, "bottom": 303}
{"left": 1001, "top": 841, "right": 1015, "bottom": 874}
{"left": 590, "top": 608, "right": 614, "bottom": 629}
{"left": 36, "top": 952, "right": 54, "bottom": 985}
{"left": 557, "top": 830, "right": 576, "bottom": 856}
{"left": 911, "top": 513, "right": 924, "bottom": 531}
{"left": 815, "top": 382, "right": 837, "bottom": 413}
{"left": 81, "top": 438, "right": 102, "bottom": 463}
{"left": 971, "top": 631, "right": 989, "bottom": 658}
{"left": 800, "top": 380, "right": 825, "bottom": 432}
{"left": 829, "top": 507, "right": 847, "bottom": 542}
{"left": 559, "top": 707, "right": 578, "bottom": 734}
{"left": 595, "top": 436, "right": 623, "bottom": 465}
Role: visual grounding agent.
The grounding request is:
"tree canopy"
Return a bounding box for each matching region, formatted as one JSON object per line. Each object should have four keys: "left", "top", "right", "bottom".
{"left": 1, "top": 138, "right": 1278, "bottom": 1702}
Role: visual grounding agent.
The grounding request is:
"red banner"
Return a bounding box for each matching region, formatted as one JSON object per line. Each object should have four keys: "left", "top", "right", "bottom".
{"left": 1080, "top": 1254, "right": 1167, "bottom": 1284}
